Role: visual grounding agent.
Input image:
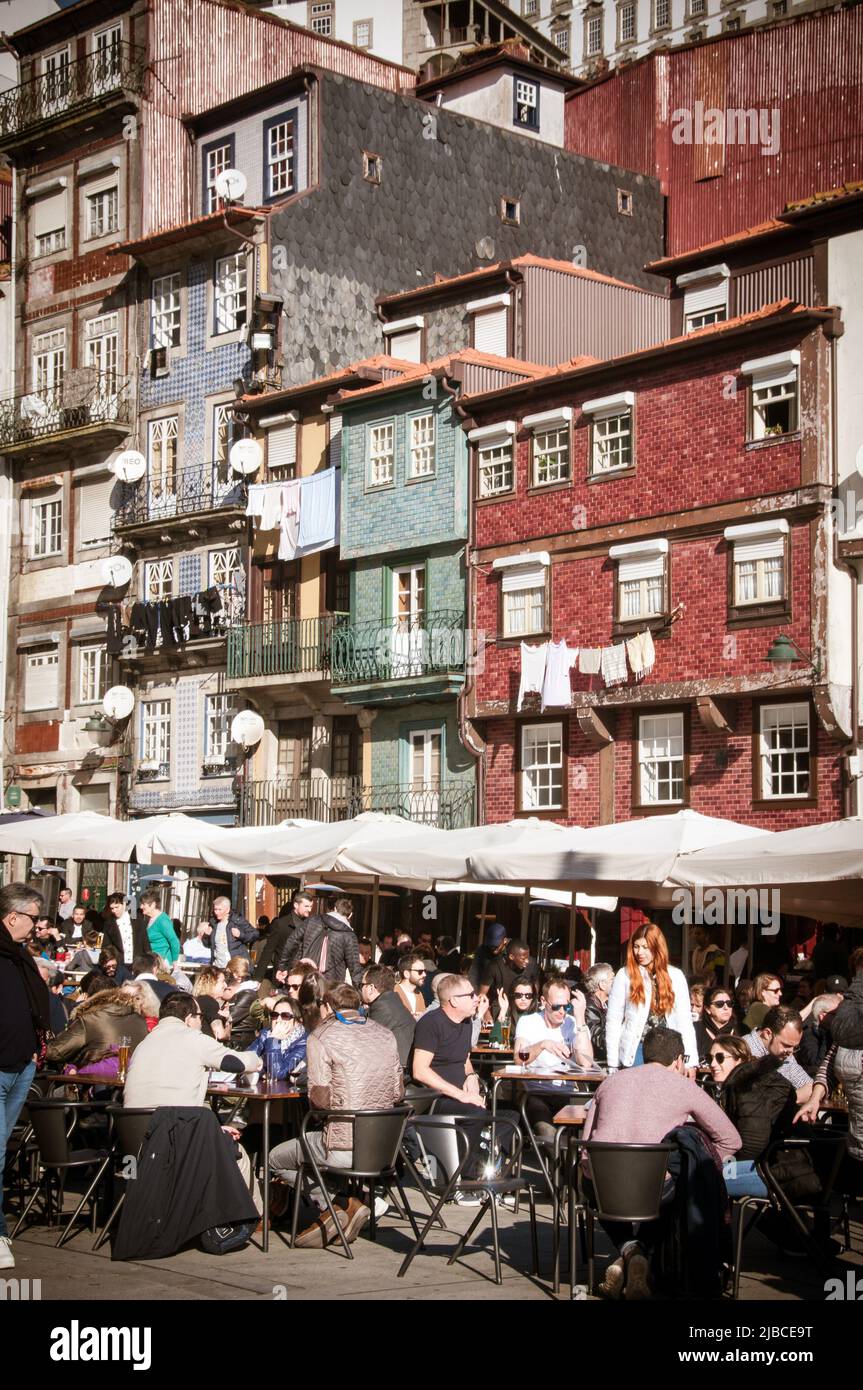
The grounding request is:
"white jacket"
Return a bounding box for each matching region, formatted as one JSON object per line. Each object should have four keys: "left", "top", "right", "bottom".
{"left": 605, "top": 963, "right": 698, "bottom": 1069}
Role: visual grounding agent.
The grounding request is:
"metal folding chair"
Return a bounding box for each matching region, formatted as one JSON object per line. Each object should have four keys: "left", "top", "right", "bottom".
{"left": 11, "top": 1099, "right": 112, "bottom": 1248}
{"left": 93, "top": 1106, "right": 157, "bottom": 1250}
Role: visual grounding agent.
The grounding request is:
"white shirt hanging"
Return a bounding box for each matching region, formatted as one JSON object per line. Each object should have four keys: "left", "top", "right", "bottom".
{"left": 541, "top": 640, "right": 578, "bottom": 710}
{"left": 517, "top": 641, "right": 549, "bottom": 711}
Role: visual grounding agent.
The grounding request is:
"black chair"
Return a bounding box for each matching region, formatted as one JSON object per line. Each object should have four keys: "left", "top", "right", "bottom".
{"left": 397, "top": 1114, "right": 540, "bottom": 1286}
{"left": 11, "top": 1099, "right": 112, "bottom": 1248}
{"left": 290, "top": 1106, "right": 419, "bottom": 1258}
{"left": 4, "top": 1084, "right": 43, "bottom": 1214}
{"left": 575, "top": 1141, "right": 675, "bottom": 1297}
{"left": 93, "top": 1106, "right": 157, "bottom": 1251}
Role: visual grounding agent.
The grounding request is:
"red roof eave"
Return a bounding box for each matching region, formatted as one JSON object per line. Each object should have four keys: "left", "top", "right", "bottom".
{"left": 109, "top": 206, "right": 269, "bottom": 258}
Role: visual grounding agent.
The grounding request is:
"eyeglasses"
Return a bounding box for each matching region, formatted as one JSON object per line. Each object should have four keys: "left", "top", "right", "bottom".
{"left": 451, "top": 991, "right": 477, "bottom": 1000}
{"left": 712, "top": 999, "right": 733, "bottom": 1008}
{"left": 272, "top": 1011, "right": 293, "bottom": 1020}
{"left": 286, "top": 982, "right": 303, "bottom": 990}
{"left": 15, "top": 911, "right": 38, "bottom": 925}
{"left": 547, "top": 1002, "right": 570, "bottom": 1012}
{"left": 763, "top": 985, "right": 782, "bottom": 994}
{"left": 411, "top": 969, "right": 427, "bottom": 977}
{"left": 513, "top": 991, "right": 534, "bottom": 1000}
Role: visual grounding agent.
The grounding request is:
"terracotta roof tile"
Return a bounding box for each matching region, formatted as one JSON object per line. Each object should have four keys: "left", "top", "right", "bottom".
{"left": 784, "top": 180, "right": 863, "bottom": 212}
{"left": 238, "top": 355, "right": 420, "bottom": 406}
{"left": 110, "top": 206, "right": 269, "bottom": 256}
{"left": 462, "top": 300, "right": 818, "bottom": 403}
{"left": 331, "top": 350, "right": 556, "bottom": 404}
{"left": 377, "top": 253, "right": 661, "bottom": 309}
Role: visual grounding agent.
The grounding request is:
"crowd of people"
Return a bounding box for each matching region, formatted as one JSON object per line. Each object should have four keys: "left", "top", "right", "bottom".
{"left": 2, "top": 877, "right": 861, "bottom": 1296}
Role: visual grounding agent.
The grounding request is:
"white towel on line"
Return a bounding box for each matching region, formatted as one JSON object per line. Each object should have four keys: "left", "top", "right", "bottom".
{"left": 601, "top": 643, "right": 628, "bottom": 687}
{"left": 579, "top": 647, "right": 602, "bottom": 675}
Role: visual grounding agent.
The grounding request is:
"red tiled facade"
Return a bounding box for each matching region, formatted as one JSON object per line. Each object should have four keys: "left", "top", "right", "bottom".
{"left": 466, "top": 310, "right": 847, "bottom": 830}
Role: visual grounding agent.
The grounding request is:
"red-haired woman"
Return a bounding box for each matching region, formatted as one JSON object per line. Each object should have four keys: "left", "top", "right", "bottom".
{"left": 605, "top": 923, "right": 698, "bottom": 1070}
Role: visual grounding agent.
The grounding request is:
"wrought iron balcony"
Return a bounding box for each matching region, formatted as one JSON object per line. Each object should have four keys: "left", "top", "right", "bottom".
{"left": 129, "top": 782, "right": 239, "bottom": 813}
{"left": 330, "top": 610, "right": 466, "bottom": 687}
{"left": 238, "top": 776, "right": 476, "bottom": 829}
{"left": 227, "top": 614, "right": 349, "bottom": 682}
{"left": 0, "top": 375, "right": 132, "bottom": 451}
{"left": 112, "top": 461, "right": 248, "bottom": 529}
{"left": 0, "top": 44, "right": 146, "bottom": 144}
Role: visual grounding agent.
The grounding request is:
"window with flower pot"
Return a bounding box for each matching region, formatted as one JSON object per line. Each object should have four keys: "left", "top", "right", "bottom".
{"left": 741, "top": 351, "right": 800, "bottom": 440}
{"left": 525, "top": 407, "right": 572, "bottom": 487}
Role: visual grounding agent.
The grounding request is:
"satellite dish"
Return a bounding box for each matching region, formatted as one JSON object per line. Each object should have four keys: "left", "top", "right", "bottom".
{"left": 214, "top": 168, "right": 248, "bottom": 204}
{"left": 102, "top": 555, "right": 134, "bottom": 588}
{"left": 229, "top": 438, "right": 263, "bottom": 476}
{"left": 113, "top": 449, "right": 147, "bottom": 482}
{"left": 475, "top": 236, "right": 495, "bottom": 261}
{"left": 231, "top": 710, "right": 265, "bottom": 748}
{"left": 102, "top": 686, "right": 135, "bottom": 721}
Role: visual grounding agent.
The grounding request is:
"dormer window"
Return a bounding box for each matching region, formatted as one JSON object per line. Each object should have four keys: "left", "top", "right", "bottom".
{"left": 468, "top": 293, "right": 511, "bottom": 356}
{"left": 677, "top": 263, "right": 730, "bottom": 333}
{"left": 513, "top": 78, "right": 540, "bottom": 131}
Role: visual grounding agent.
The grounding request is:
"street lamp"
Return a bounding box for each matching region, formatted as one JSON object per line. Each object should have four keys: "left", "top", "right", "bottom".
{"left": 83, "top": 713, "right": 112, "bottom": 734}
{"left": 765, "top": 633, "right": 821, "bottom": 680}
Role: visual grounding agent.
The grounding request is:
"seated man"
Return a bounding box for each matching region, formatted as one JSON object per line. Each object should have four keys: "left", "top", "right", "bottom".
{"left": 132, "top": 953, "right": 179, "bottom": 1004}
{"left": 514, "top": 977, "right": 595, "bottom": 1139}
{"left": 582, "top": 963, "right": 613, "bottom": 1066}
{"left": 412, "top": 974, "right": 517, "bottom": 1196}
{"left": 123, "top": 992, "right": 262, "bottom": 1210}
{"left": 360, "top": 964, "right": 416, "bottom": 1069}
{"left": 478, "top": 937, "right": 538, "bottom": 1018}
{"left": 269, "top": 982, "right": 404, "bottom": 1246}
{"left": 581, "top": 1027, "right": 740, "bottom": 1300}
{"left": 743, "top": 1005, "right": 814, "bottom": 1102}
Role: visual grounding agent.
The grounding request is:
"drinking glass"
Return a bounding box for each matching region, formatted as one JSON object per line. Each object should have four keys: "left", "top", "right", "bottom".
{"left": 117, "top": 1036, "right": 131, "bottom": 1082}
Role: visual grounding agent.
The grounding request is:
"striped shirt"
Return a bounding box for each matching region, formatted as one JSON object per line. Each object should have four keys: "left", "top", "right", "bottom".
{"left": 744, "top": 1030, "right": 812, "bottom": 1091}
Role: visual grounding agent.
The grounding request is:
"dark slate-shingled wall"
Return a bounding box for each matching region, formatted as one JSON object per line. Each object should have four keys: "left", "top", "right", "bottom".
{"left": 268, "top": 73, "right": 667, "bottom": 385}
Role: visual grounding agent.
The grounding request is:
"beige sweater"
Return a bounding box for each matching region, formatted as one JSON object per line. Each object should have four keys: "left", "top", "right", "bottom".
{"left": 123, "top": 1017, "right": 259, "bottom": 1108}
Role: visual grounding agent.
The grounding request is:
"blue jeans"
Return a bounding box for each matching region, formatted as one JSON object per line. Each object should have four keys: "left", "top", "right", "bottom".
{"left": 632, "top": 1043, "right": 645, "bottom": 1067}
{"left": 0, "top": 1062, "right": 36, "bottom": 1237}
{"left": 722, "top": 1158, "right": 767, "bottom": 1198}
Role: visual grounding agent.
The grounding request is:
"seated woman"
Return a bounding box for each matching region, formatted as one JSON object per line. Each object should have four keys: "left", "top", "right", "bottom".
{"left": 46, "top": 985, "right": 149, "bottom": 1072}
{"left": 488, "top": 976, "right": 540, "bottom": 1046}
{"left": 708, "top": 1035, "right": 796, "bottom": 1198}
{"left": 224, "top": 956, "right": 261, "bottom": 1049}
{"left": 193, "top": 966, "right": 232, "bottom": 1038}
{"left": 248, "top": 995, "right": 307, "bottom": 1079}
{"left": 120, "top": 979, "right": 162, "bottom": 1032}
{"left": 695, "top": 985, "right": 741, "bottom": 1062}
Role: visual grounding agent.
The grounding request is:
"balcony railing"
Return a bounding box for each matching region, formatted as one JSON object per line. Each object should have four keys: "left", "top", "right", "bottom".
{"left": 113, "top": 461, "right": 248, "bottom": 529}
{"left": 0, "top": 375, "right": 132, "bottom": 450}
{"left": 0, "top": 44, "right": 147, "bottom": 142}
{"left": 227, "top": 614, "right": 349, "bottom": 681}
{"left": 331, "top": 610, "right": 466, "bottom": 686}
{"left": 238, "top": 776, "right": 475, "bottom": 829}
{"left": 129, "top": 782, "right": 238, "bottom": 813}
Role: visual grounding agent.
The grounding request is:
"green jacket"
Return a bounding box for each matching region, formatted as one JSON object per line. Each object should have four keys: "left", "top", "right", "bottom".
{"left": 146, "top": 911, "right": 181, "bottom": 966}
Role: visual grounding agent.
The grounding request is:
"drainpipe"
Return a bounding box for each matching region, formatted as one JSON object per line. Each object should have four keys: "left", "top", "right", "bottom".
{"left": 442, "top": 373, "right": 486, "bottom": 824}
{"left": 830, "top": 334, "right": 860, "bottom": 816}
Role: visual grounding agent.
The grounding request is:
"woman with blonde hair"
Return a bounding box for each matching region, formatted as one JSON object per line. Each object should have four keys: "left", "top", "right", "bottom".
{"left": 191, "top": 966, "right": 231, "bottom": 1037}
{"left": 120, "top": 979, "right": 162, "bottom": 1029}
{"left": 605, "top": 922, "right": 698, "bottom": 1070}
{"left": 46, "top": 986, "right": 149, "bottom": 1069}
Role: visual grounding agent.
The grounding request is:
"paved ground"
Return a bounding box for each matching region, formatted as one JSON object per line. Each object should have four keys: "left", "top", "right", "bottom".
{"left": 9, "top": 1193, "right": 863, "bottom": 1303}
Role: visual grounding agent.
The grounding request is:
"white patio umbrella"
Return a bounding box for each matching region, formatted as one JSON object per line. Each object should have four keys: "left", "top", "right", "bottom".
{"left": 338, "top": 817, "right": 577, "bottom": 885}
{"left": 466, "top": 810, "right": 773, "bottom": 895}
{"left": 0, "top": 811, "right": 211, "bottom": 867}
{"left": 191, "top": 811, "right": 429, "bottom": 876}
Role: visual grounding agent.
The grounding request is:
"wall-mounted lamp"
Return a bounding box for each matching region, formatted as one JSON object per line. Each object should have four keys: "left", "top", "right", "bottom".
{"left": 765, "top": 633, "right": 822, "bottom": 681}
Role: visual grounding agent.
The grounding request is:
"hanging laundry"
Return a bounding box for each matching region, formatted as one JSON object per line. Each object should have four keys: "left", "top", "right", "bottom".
{"left": 626, "top": 630, "right": 656, "bottom": 681}
{"left": 517, "top": 641, "right": 549, "bottom": 712}
{"left": 640, "top": 630, "right": 656, "bottom": 677}
{"left": 601, "top": 643, "right": 628, "bottom": 687}
{"left": 278, "top": 479, "right": 302, "bottom": 561}
{"left": 101, "top": 603, "right": 124, "bottom": 656}
{"left": 578, "top": 647, "right": 602, "bottom": 675}
{"left": 246, "top": 482, "right": 284, "bottom": 532}
{"left": 297, "top": 468, "right": 338, "bottom": 555}
{"left": 541, "top": 640, "right": 579, "bottom": 710}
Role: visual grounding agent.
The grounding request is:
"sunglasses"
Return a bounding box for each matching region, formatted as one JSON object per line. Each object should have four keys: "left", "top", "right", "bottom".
{"left": 286, "top": 982, "right": 303, "bottom": 990}
{"left": 411, "top": 970, "right": 427, "bottom": 977}
{"left": 514, "top": 991, "right": 534, "bottom": 999}
{"left": 710, "top": 1052, "right": 729, "bottom": 1065}
{"left": 272, "top": 1012, "right": 293, "bottom": 1020}
{"left": 712, "top": 1000, "right": 733, "bottom": 1008}
{"left": 452, "top": 991, "right": 477, "bottom": 1000}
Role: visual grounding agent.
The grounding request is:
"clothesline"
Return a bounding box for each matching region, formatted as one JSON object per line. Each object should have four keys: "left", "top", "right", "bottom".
{"left": 246, "top": 469, "right": 339, "bottom": 560}
{"left": 518, "top": 629, "right": 657, "bottom": 711}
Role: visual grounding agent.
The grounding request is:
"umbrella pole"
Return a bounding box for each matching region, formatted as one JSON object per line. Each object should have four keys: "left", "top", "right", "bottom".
{"left": 370, "top": 874, "right": 380, "bottom": 954}
{"left": 568, "top": 890, "right": 577, "bottom": 967}
{"left": 456, "top": 892, "right": 464, "bottom": 952}
{"left": 723, "top": 918, "right": 732, "bottom": 987}
{"left": 520, "top": 887, "right": 530, "bottom": 940}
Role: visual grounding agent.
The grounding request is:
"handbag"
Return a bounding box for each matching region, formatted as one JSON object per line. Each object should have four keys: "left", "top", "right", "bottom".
{"left": 198, "top": 1221, "right": 256, "bottom": 1255}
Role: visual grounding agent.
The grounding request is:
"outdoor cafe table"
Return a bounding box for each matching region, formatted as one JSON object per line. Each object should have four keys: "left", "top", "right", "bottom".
{"left": 41, "top": 1072, "right": 305, "bottom": 1254}
{"left": 551, "top": 1105, "right": 588, "bottom": 1294}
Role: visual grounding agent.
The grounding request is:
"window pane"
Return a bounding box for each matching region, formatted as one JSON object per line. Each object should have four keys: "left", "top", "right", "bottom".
{"left": 214, "top": 253, "right": 247, "bottom": 335}
{"left": 478, "top": 442, "right": 513, "bottom": 496}
{"left": 409, "top": 414, "right": 435, "bottom": 477}
{"left": 592, "top": 412, "right": 632, "bottom": 472}
{"left": 639, "top": 713, "right": 684, "bottom": 804}
{"left": 522, "top": 723, "right": 563, "bottom": 810}
{"left": 761, "top": 703, "right": 810, "bottom": 798}
{"left": 533, "top": 427, "right": 570, "bottom": 486}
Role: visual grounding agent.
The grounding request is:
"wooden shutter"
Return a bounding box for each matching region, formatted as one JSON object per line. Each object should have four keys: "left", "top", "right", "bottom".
{"left": 328, "top": 413, "right": 343, "bottom": 469}
{"left": 78, "top": 475, "right": 115, "bottom": 548}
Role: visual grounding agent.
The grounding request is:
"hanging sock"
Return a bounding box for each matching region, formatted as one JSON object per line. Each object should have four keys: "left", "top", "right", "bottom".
{"left": 601, "top": 643, "right": 628, "bottom": 687}
{"left": 541, "top": 640, "right": 579, "bottom": 710}
{"left": 517, "top": 641, "right": 549, "bottom": 712}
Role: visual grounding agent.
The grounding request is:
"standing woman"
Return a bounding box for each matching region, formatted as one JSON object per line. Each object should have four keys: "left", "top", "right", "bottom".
{"left": 605, "top": 922, "right": 698, "bottom": 1071}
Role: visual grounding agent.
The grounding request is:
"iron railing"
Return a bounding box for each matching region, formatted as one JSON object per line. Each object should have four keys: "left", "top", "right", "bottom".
{"left": 113, "top": 461, "right": 248, "bottom": 528}
{"left": 227, "top": 614, "right": 349, "bottom": 680}
{"left": 0, "top": 44, "right": 147, "bottom": 141}
{"left": 238, "top": 776, "right": 476, "bottom": 829}
{"left": 129, "top": 783, "right": 238, "bottom": 813}
{"left": 330, "top": 610, "right": 466, "bottom": 685}
{"left": 0, "top": 375, "right": 132, "bottom": 449}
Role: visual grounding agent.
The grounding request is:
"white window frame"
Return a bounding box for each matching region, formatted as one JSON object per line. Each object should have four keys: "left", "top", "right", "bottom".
{"left": 147, "top": 416, "right": 178, "bottom": 512}
{"left": 84, "top": 312, "right": 119, "bottom": 386}
{"left": 503, "top": 581, "right": 546, "bottom": 639}
{"left": 32, "top": 328, "right": 65, "bottom": 398}
{"left": 141, "top": 699, "right": 171, "bottom": 773}
{"left": 31, "top": 495, "right": 63, "bottom": 558}
{"left": 611, "top": 539, "right": 668, "bottom": 623}
{"left": 79, "top": 645, "right": 107, "bottom": 705}
{"left": 36, "top": 228, "right": 66, "bottom": 257}
{"left": 85, "top": 185, "right": 119, "bottom": 240}
{"left": 521, "top": 722, "right": 564, "bottom": 812}
{"left": 353, "top": 18, "right": 373, "bottom": 47}
{"left": 751, "top": 376, "right": 799, "bottom": 440}
{"left": 591, "top": 409, "right": 633, "bottom": 473}
{"left": 654, "top": 0, "right": 671, "bottom": 26}
{"left": 554, "top": 24, "right": 571, "bottom": 53}
{"left": 532, "top": 425, "right": 570, "bottom": 487}
{"left": 514, "top": 78, "right": 539, "bottom": 130}
{"left": 618, "top": 0, "right": 637, "bottom": 43}
{"left": 209, "top": 546, "right": 241, "bottom": 589}
{"left": 24, "top": 649, "right": 59, "bottom": 713}
{"left": 368, "top": 420, "right": 395, "bottom": 488}
{"left": 678, "top": 264, "right": 730, "bottom": 333}
{"left": 760, "top": 702, "right": 810, "bottom": 800}
{"left": 638, "top": 712, "right": 685, "bottom": 806}
{"left": 213, "top": 252, "right": 248, "bottom": 336}
{"left": 409, "top": 728, "right": 442, "bottom": 792}
{"left": 585, "top": 12, "right": 603, "bottom": 54}
{"left": 204, "top": 693, "right": 233, "bottom": 764}
{"left": 309, "top": 1, "right": 333, "bottom": 36}
{"left": 41, "top": 46, "right": 71, "bottom": 113}
{"left": 143, "top": 558, "right": 174, "bottom": 602}
{"left": 205, "top": 142, "right": 233, "bottom": 214}
{"left": 151, "top": 273, "right": 181, "bottom": 351}
{"left": 267, "top": 118, "right": 295, "bottom": 198}
{"left": 725, "top": 520, "right": 788, "bottom": 607}
{"left": 408, "top": 412, "right": 436, "bottom": 479}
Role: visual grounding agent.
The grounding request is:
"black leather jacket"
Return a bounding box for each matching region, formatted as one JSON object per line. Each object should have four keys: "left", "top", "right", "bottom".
{"left": 276, "top": 913, "right": 362, "bottom": 987}
{"left": 584, "top": 995, "right": 607, "bottom": 1063}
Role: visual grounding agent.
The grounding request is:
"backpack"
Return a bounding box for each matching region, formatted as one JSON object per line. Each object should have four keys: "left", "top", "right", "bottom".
{"left": 198, "top": 1220, "right": 256, "bottom": 1255}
